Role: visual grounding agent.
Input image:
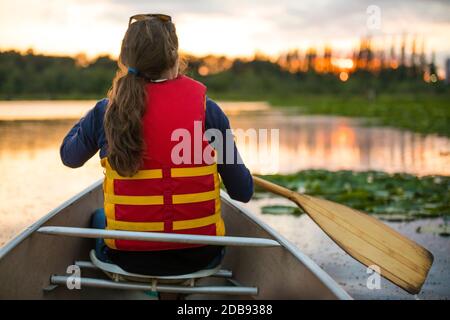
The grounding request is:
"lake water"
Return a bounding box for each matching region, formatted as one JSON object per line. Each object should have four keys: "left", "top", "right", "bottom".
{"left": 0, "top": 100, "right": 449, "bottom": 299}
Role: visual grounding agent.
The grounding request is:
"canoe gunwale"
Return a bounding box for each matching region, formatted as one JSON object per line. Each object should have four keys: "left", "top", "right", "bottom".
{"left": 220, "top": 191, "right": 352, "bottom": 300}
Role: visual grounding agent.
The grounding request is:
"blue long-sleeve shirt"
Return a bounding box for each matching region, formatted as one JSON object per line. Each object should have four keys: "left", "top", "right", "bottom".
{"left": 60, "top": 97, "right": 254, "bottom": 202}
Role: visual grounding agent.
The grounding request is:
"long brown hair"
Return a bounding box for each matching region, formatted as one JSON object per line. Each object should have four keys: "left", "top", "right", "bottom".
{"left": 104, "top": 17, "right": 179, "bottom": 176}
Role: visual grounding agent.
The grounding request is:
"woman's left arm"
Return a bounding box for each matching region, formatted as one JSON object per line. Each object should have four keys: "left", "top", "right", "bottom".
{"left": 60, "top": 99, "right": 107, "bottom": 168}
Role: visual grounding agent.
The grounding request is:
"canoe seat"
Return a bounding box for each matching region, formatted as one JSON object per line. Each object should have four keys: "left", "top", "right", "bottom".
{"left": 89, "top": 250, "right": 222, "bottom": 284}
{"left": 56, "top": 249, "right": 257, "bottom": 297}
{"left": 37, "top": 226, "right": 273, "bottom": 297}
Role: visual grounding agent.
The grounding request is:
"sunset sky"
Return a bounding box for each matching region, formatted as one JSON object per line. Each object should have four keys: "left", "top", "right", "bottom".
{"left": 1, "top": 0, "right": 449, "bottom": 66}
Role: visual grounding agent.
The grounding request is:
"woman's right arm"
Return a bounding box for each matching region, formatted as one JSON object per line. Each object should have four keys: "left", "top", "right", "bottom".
{"left": 60, "top": 99, "right": 108, "bottom": 168}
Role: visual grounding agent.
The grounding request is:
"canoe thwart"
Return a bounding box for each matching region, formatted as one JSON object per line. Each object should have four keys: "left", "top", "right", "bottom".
{"left": 75, "top": 261, "right": 97, "bottom": 269}
{"left": 37, "top": 226, "right": 281, "bottom": 247}
{"left": 50, "top": 275, "right": 258, "bottom": 295}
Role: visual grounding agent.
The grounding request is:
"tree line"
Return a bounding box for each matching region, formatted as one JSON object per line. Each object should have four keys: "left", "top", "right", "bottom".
{"left": 0, "top": 50, "right": 447, "bottom": 100}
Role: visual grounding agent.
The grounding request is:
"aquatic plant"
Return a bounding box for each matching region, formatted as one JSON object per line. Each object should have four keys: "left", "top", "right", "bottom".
{"left": 257, "top": 170, "right": 450, "bottom": 221}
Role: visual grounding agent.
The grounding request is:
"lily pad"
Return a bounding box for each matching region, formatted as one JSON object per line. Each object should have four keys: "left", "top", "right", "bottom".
{"left": 257, "top": 170, "right": 450, "bottom": 221}
{"left": 416, "top": 224, "right": 450, "bottom": 237}
{"left": 261, "top": 205, "right": 303, "bottom": 216}
{"left": 373, "top": 214, "right": 415, "bottom": 222}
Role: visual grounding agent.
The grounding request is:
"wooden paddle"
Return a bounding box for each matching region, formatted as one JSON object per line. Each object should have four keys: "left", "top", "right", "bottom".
{"left": 253, "top": 176, "right": 433, "bottom": 294}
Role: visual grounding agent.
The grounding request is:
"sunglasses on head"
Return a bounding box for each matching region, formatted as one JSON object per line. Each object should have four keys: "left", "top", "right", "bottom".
{"left": 128, "top": 14, "right": 172, "bottom": 26}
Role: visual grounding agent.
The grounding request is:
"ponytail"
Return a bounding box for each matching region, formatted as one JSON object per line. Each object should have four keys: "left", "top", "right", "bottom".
{"left": 104, "top": 66, "right": 147, "bottom": 176}
{"left": 104, "top": 17, "right": 179, "bottom": 177}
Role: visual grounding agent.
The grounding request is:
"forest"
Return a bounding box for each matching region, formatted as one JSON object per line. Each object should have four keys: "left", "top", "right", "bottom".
{"left": 0, "top": 47, "right": 449, "bottom": 136}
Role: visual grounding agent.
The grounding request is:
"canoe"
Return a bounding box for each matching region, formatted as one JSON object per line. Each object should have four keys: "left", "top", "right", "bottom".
{"left": 0, "top": 180, "right": 351, "bottom": 300}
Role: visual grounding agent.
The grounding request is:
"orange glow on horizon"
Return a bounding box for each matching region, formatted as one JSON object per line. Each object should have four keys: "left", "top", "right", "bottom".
{"left": 332, "top": 58, "right": 354, "bottom": 70}
{"left": 198, "top": 65, "right": 209, "bottom": 76}
{"left": 339, "top": 71, "right": 349, "bottom": 82}
{"left": 332, "top": 125, "right": 356, "bottom": 147}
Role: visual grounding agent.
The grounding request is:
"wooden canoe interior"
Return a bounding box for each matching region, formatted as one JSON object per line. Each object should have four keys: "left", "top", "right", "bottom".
{"left": 0, "top": 182, "right": 347, "bottom": 299}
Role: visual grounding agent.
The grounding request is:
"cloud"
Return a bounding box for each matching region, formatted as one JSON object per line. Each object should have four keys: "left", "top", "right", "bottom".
{"left": 1, "top": 0, "right": 449, "bottom": 65}
{"left": 100, "top": 0, "right": 450, "bottom": 46}
{"left": 102, "top": 0, "right": 450, "bottom": 28}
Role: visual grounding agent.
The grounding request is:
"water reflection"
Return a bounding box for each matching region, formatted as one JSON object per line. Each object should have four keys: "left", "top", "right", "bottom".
{"left": 0, "top": 120, "right": 103, "bottom": 246}
{"left": 0, "top": 101, "right": 449, "bottom": 246}
{"left": 225, "top": 109, "right": 450, "bottom": 176}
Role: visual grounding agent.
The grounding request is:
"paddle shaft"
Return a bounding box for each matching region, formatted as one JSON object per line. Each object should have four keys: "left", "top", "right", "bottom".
{"left": 253, "top": 176, "right": 307, "bottom": 205}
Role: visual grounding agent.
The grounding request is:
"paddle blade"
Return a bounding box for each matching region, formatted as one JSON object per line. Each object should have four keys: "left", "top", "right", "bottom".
{"left": 295, "top": 194, "right": 433, "bottom": 294}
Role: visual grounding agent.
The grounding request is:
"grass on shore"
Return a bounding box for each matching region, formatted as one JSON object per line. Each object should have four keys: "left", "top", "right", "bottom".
{"left": 209, "top": 92, "right": 450, "bottom": 137}
{"left": 2, "top": 92, "right": 449, "bottom": 137}
{"left": 269, "top": 93, "right": 450, "bottom": 137}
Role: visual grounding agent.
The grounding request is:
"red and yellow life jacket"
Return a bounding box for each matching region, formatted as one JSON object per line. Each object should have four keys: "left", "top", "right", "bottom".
{"left": 101, "top": 75, "right": 225, "bottom": 251}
